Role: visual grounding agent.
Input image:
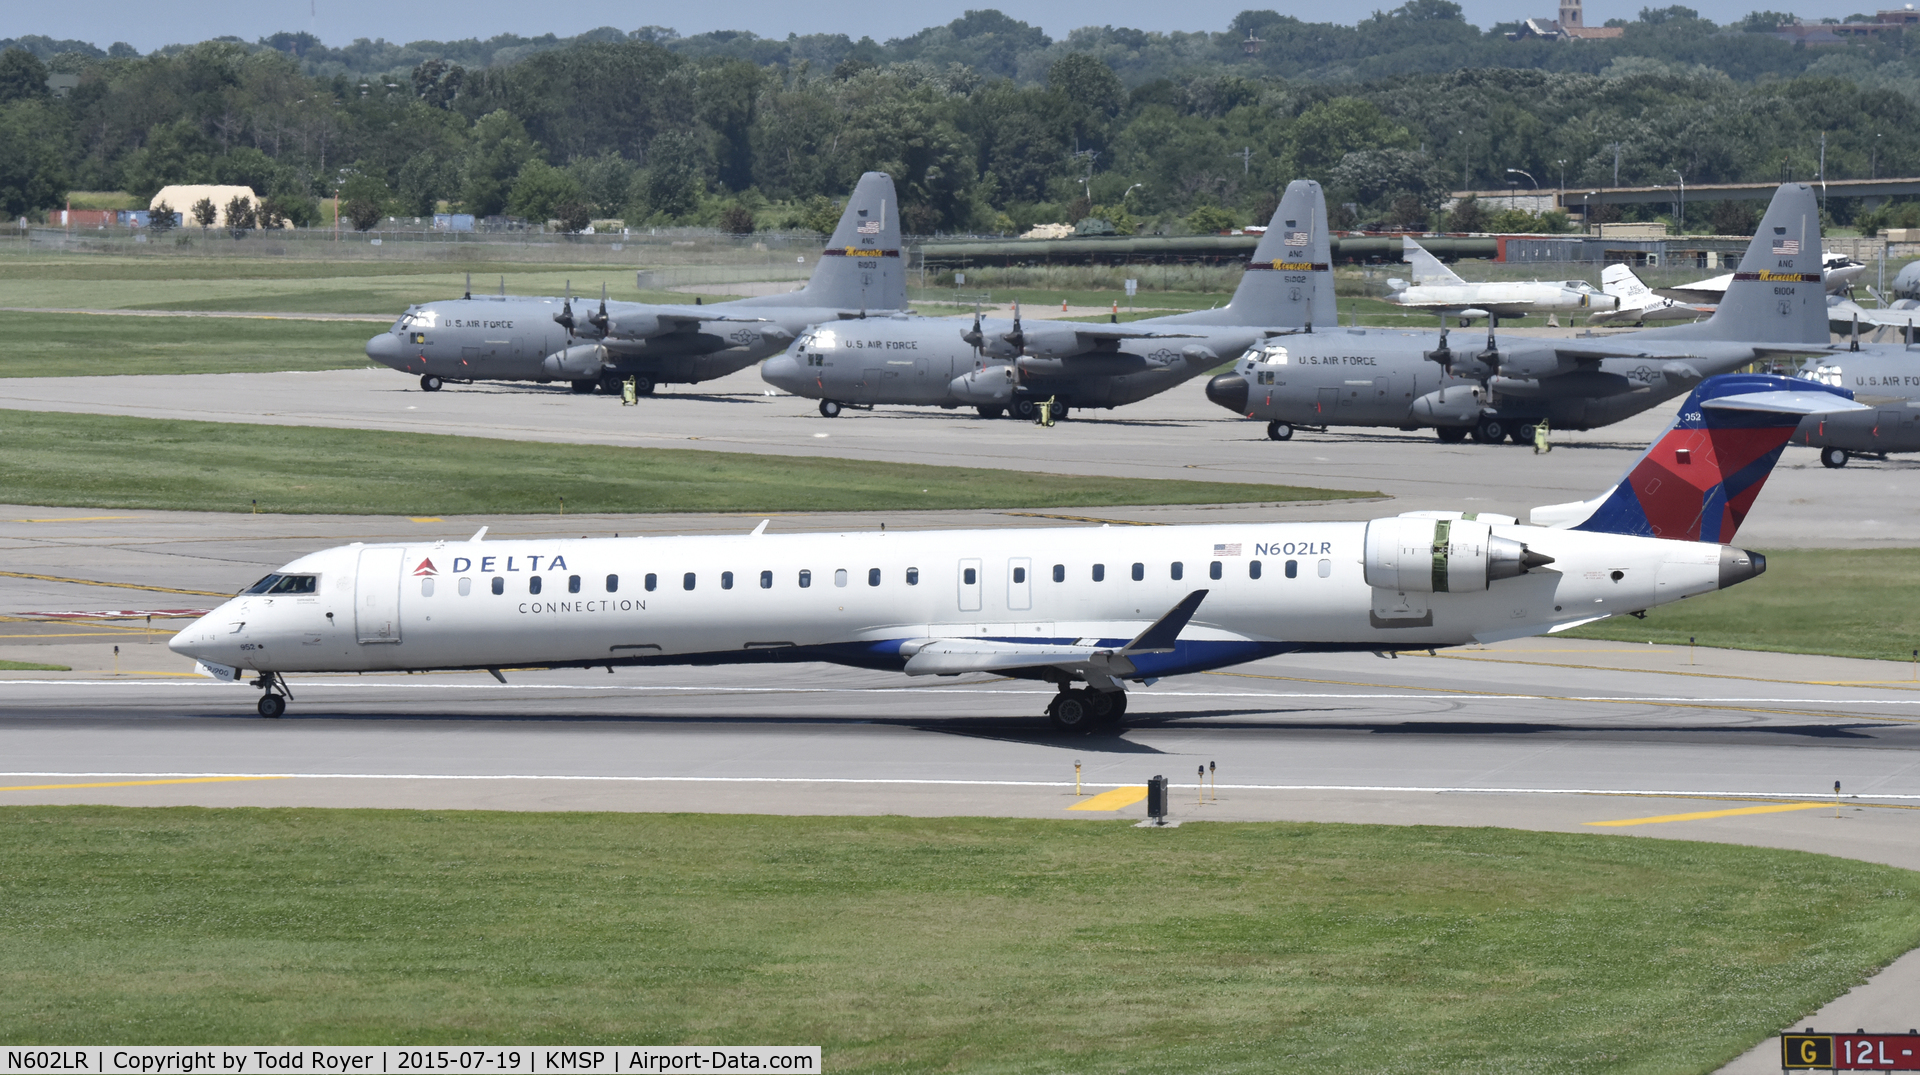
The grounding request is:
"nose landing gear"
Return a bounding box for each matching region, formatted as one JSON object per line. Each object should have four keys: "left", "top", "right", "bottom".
{"left": 251, "top": 672, "right": 292, "bottom": 718}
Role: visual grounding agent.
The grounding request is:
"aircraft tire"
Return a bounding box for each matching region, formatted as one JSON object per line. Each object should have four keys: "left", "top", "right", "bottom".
{"left": 1821, "top": 447, "right": 1850, "bottom": 469}
{"left": 1012, "top": 398, "right": 1038, "bottom": 421}
{"left": 1055, "top": 404, "right": 1070, "bottom": 421}
{"left": 975, "top": 405, "right": 1004, "bottom": 419}
{"left": 1511, "top": 423, "right": 1538, "bottom": 445}
{"left": 632, "top": 375, "right": 655, "bottom": 396}
{"left": 1048, "top": 691, "right": 1094, "bottom": 731}
{"left": 570, "top": 379, "right": 596, "bottom": 394}
{"left": 819, "top": 399, "right": 843, "bottom": 418}
{"left": 1266, "top": 421, "right": 1293, "bottom": 441}
{"left": 1471, "top": 417, "right": 1508, "bottom": 444}
{"left": 419, "top": 375, "right": 443, "bottom": 392}
{"left": 1435, "top": 426, "right": 1469, "bottom": 443}
{"left": 257, "top": 694, "right": 286, "bottom": 719}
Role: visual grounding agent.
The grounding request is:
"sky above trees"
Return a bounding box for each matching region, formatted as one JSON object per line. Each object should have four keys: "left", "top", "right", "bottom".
{"left": 3, "top": 0, "right": 1882, "bottom": 55}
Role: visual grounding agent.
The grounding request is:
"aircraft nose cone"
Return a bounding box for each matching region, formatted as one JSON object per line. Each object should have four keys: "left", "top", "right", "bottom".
{"left": 762, "top": 352, "right": 805, "bottom": 393}
{"left": 365, "top": 332, "right": 405, "bottom": 370}
{"left": 1205, "top": 372, "right": 1249, "bottom": 414}
{"left": 1718, "top": 547, "right": 1765, "bottom": 589}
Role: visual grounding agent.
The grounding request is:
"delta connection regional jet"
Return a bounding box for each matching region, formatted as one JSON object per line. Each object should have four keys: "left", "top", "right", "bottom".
{"left": 364, "top": 172, "right": 908, "bottom": 395}
{"left": 172, "top": 374, "right": 1857, "bottom": 728}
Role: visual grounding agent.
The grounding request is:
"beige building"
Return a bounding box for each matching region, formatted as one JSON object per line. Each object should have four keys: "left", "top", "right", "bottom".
{"left": 149, "top": 185, "right": 292, "bottom": 228}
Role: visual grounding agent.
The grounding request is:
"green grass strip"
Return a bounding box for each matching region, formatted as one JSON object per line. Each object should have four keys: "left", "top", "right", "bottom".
{"left": 0, "top": 313, "right": 377, "bottom": 378}
{"left": 0, "top": 410, "right": 1370, "bottom": 515}
{"left": 0, "top": 660, "right": 69, "bottom": 671}
{"left": 0, "top": 808, "right": 1914, "bottom": 1072}
{"left": 1566, "top": 548, "right": 1920, "bottom": 664}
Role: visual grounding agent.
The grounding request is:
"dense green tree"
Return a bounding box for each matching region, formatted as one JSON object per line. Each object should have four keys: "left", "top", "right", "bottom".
{"left": 460, "top": 109, "right": 536, "bottom": 216}
{"left": 0, "top": 48, "right": 50, "bottom": 104}
{"left": 506, "top": 159, "right": 581, "bottom": 222}
{"left": 0, "top": 99, "right": 67, "bottom": 215}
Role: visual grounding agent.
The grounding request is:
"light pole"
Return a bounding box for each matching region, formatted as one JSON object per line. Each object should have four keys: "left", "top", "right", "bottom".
{"left": 1506, "top": 168, "right": 1537, "bottom": 216}
{"left": 1671, "top": 168, "right": 1685, "bottom": 232}
{"left": 1554, "top": 158, "right": 1568, "bottom": 213}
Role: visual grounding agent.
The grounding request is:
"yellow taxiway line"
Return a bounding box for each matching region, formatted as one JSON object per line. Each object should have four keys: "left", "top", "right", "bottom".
{"left": 0, "top": 775, "right": 289, "bottom": 793}
{"left": 1586, "top": 801, "right": 1832, "bottom": 827}
{"left": 1068, "top": 786, "right": 1148, "bottom": 811}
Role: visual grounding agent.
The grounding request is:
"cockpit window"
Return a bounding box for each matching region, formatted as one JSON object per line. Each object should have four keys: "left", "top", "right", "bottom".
{"left": 244, "top": 574, "right": 317, "bottom": 595}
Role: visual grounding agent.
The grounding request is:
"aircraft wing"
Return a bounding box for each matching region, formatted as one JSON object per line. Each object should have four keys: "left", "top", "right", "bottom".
{"left": 900, "top": 590, "right": 1211, "bottom": 686}
{"left": 1827, "top": 298, "right": 1920, "bottom": 333}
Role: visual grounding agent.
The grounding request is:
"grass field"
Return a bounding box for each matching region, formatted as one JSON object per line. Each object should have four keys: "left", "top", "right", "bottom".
{"left": 1, "top": 808, "right": 1915, "bottom": 1072}
{"left": 0, "top": 410, "right": 1369, "bottom": 515}
{"left": 0, "top": 660, "right": 69, "bottom": 671}
{"left": 1565, "top": 549, "right": 1920, "bottom": 664}
{"left": 0, "top": 312, "right": 378, "bottom": 378}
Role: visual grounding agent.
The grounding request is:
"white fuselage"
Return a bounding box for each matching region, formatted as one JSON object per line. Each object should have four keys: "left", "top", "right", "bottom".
{"left": 171, "top": 520, "right": 1735, "bottom": 683}
{"left": 1388, "top": 281, "right": 1615, "bottom": 319}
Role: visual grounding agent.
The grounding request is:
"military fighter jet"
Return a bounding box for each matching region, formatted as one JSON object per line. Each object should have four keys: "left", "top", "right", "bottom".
{"left": 1206, "top": 183, "right": 1835, "bottom": 445}
{"left": 1660, "top": 250, "right": 1866, "bottom": 306}
{"left": 365, "top": 172, "right": 908, "bottom": 394}
{"left": 1585, "top": 263, "right": 1711, "bottom": 326}
{"left": 1383, "top": 238, "right": 1618, "bottom": 325}
{"left": 760, "top": 179, "right": 1338, "bottom": 419}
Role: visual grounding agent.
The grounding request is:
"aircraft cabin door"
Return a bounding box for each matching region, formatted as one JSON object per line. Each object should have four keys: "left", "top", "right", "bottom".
{"left": 957, "top": 558, "right": 982, "bottom": 612}
{"left": 1316, "top": 386, "right": 1339, "bottom": 417}
{"left": 1877, "top": 409, "right": 1903, "bottom": 442}
{"left": 354, "top": 546, "right": 405, "bottom": 644}
{"left": 1006, "top": 557, "right": 1032, "bottom": 611}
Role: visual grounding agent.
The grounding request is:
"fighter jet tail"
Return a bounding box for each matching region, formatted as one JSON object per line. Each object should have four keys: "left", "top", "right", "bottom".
{"left": 751, "top": 171, "right": 909, "bottom": 313}
{"left": 1632, "top": 184, "right": 1829, "bottom": 345}
{"left": 1402, "top": 237, "right": 1467, "bottom": 287}
{"left": 1531, "top": 374, "right": 1861, "bottom": 543}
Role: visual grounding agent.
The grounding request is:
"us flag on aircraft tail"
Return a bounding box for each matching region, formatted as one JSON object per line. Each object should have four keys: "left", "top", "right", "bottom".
{"left": 1773, "top": 239, "right": 1801, "bottom": 254}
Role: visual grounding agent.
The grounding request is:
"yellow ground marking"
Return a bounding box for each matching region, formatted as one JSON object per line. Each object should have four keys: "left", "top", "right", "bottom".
{"left": 1587, "top": 801, "right": 1832, "bottom": 827}
{"left": 16, "top": 516, "right": 137, "bottom": 522}
{"left": 0, "top": 569, "right": 227, "bottom": 598}
{"left": 0, "top": 775, "right": 288, "bottom": 793}
{"left": 1001, "top": 512, "right": 1164, "bottom": 526}
{"left": 409, "top": 517, "right": 444, "bottom": 522}
{"left": 1068, "top": 786, "right": 1148, "bottom": 811}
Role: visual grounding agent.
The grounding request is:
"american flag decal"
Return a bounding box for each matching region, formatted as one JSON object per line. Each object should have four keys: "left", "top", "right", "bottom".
{"left": 1285, "top": 231, "right": 1309, "bottom": 246}
{"left": 1212, "top": 543, "right": 1242, "bottom": 556}
{"left": 857, "top": 220, "right": 880, "bottom": 234}
{"left": 1772, "top": 239, "right": 1800, "bottom": 254}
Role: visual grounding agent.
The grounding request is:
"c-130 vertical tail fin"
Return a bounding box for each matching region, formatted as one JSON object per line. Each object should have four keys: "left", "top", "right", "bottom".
{"left": 750, "top": 172, "right": 909, "bottom": 314}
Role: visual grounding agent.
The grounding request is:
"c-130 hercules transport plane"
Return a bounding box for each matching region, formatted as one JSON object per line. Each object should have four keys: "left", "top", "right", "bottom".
{"left": 172, "top": 374, "right": 1855, "bottom": 728}
{"left": 1206, "top": 183, "right": 1835, "bottom": 446}
{"left": 760, "top": 179, "right": 1338, "bottom": 420}
{"left": 364, "top": 172, "right": 908, "bottom": 395}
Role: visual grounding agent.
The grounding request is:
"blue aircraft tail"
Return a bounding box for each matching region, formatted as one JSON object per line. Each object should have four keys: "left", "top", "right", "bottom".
{"left": 1531, "top": 374, "right": 1861, "bottom": 543}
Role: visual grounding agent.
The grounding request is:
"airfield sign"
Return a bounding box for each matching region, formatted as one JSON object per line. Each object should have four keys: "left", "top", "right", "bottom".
{"left": 1784, "top": 1031, "right": 1920, "bottom": 1070}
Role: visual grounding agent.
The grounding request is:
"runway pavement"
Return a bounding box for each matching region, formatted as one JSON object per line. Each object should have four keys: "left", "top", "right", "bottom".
{"left": 4, "top": 362, "right": 1919, "bottom": 547}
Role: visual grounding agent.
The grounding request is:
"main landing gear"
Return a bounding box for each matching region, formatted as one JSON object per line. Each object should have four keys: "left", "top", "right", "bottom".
{"left": 419, "top": 375, "right": 444, "bottom": 392}
{"left": 1821, "top": 447, "right": 1850, "bottom": 468}
{"left": 1047, "top": 685, "right": 1128, "bottom": 731}
{"left": 820, "top": 399, "right": 842, "bottom": 417}
{"left": 252, "top": 671, "right": 292, "bottom": 718}
{"left": 1266, "top": 421, "right": 1293, "bottom": 441}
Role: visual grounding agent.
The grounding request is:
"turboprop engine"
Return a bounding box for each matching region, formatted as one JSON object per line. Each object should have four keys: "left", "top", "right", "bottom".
{"left": 1409, "top": 384, "right": 1483, "bottom": 425}
{"left": 542, "top": 343, "right": 606, "bottom": 380}
{"left": 1363, "top": 515, "right": 1552, "bottom": 594}
{"left": 949, "top": 364, "right": 1017, "bottom": 405}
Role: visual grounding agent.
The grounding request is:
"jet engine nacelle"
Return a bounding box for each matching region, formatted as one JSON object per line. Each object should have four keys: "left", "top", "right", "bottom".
{"left": 1363, "top": 516, "right": 1548, "bottom": 594}
{"left": 1409, "top": 384, "right": 1483, "bottom": 425}
{"left": 949, "top": 364, "right": 1017, "bottom": 405}
{"left": 542, "top": 343, "right": 607, "bottom": 379}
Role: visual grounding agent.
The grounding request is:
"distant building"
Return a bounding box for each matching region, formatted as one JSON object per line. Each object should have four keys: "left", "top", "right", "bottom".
{"left": 149, "top": 185, "right": 292, "bottom": 228}
{"left": 1506, "top": 0, "right": 1624, "bottom": 40}
{"left": 44, "top": 73, "right": 79, "bottom": 98}
{"left": 1774, "top": 8, "right": 1916, "bottom": 42}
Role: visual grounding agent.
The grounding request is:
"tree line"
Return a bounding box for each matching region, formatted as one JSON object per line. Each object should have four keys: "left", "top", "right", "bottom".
{"left": 2, "top": 5, "right": 1917, "bottom": 235}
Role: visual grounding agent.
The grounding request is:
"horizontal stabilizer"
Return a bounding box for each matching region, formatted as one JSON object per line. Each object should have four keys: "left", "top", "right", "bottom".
{"left": 1702, "top": 390, "right": 1867, "bottom": 415}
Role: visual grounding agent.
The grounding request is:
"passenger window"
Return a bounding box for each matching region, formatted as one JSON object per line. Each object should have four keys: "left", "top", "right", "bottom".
{"left": 1052, "top": 564, "right": 1065, "bottom": 583}
{"left": 1012, "top": 567, "right": 1026, "bottom": 583}
{"left": 684, "top": 572, "right": 696, "bottom": 591}
{"left": 421, "top": 577, "right": 434, "bottom": 597}
{"left": 760, "top": 570, "right": 773, "bottom": 589}
{"left": 963, "top": 567, "right": 976, "bottom": 585}
{"left": 1318, "top": 559, "right": 1332, "bottom": 578}
{"left": 1209, "top": 561, "right": 1222, "bottom": 580}
{"left": 491, "top": 577, "right": 504, "bottom": 595}
{"left": 1285, "top": 559, "right": 1298, "bottom": 579}
{"left": 868, "top": 568, "right": 881, "bottom": 587}
{"left": 722, "top": 571, "right": 734, "bottom": 590}
{"left": 608, "top": 574, "right": 620, "bottom": 593}
{"left": 799, "top": 569, "right": 812, "bottom": 588}
{"left": 1131, "top": 562, "right": 1144, "bottom": 582}
{"left": 906, "top": 567, "right": 919, "bottom": 585}
{"left": 835, "top": 569, "right": 849, "bottom": 587}
{"left": 1171, "top": 562, "right": 1183, "bottom": 581}
{"left": 568, "top": 575, "right": 581, "bottom": 594}
{"left": 458, "top": 577, "right": 472, "bottom": 596}
{"left": 1249, "top": 560, "right": 1262, "bottom": 580}
{"left": 1092, "top": 564, "right": 1105, "bottom": 582}
{"left": 643, "top": 573, "right": 655, "bottom": 592}
{"left": 529, "top": 576, "right": 543, "bottom": 595}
